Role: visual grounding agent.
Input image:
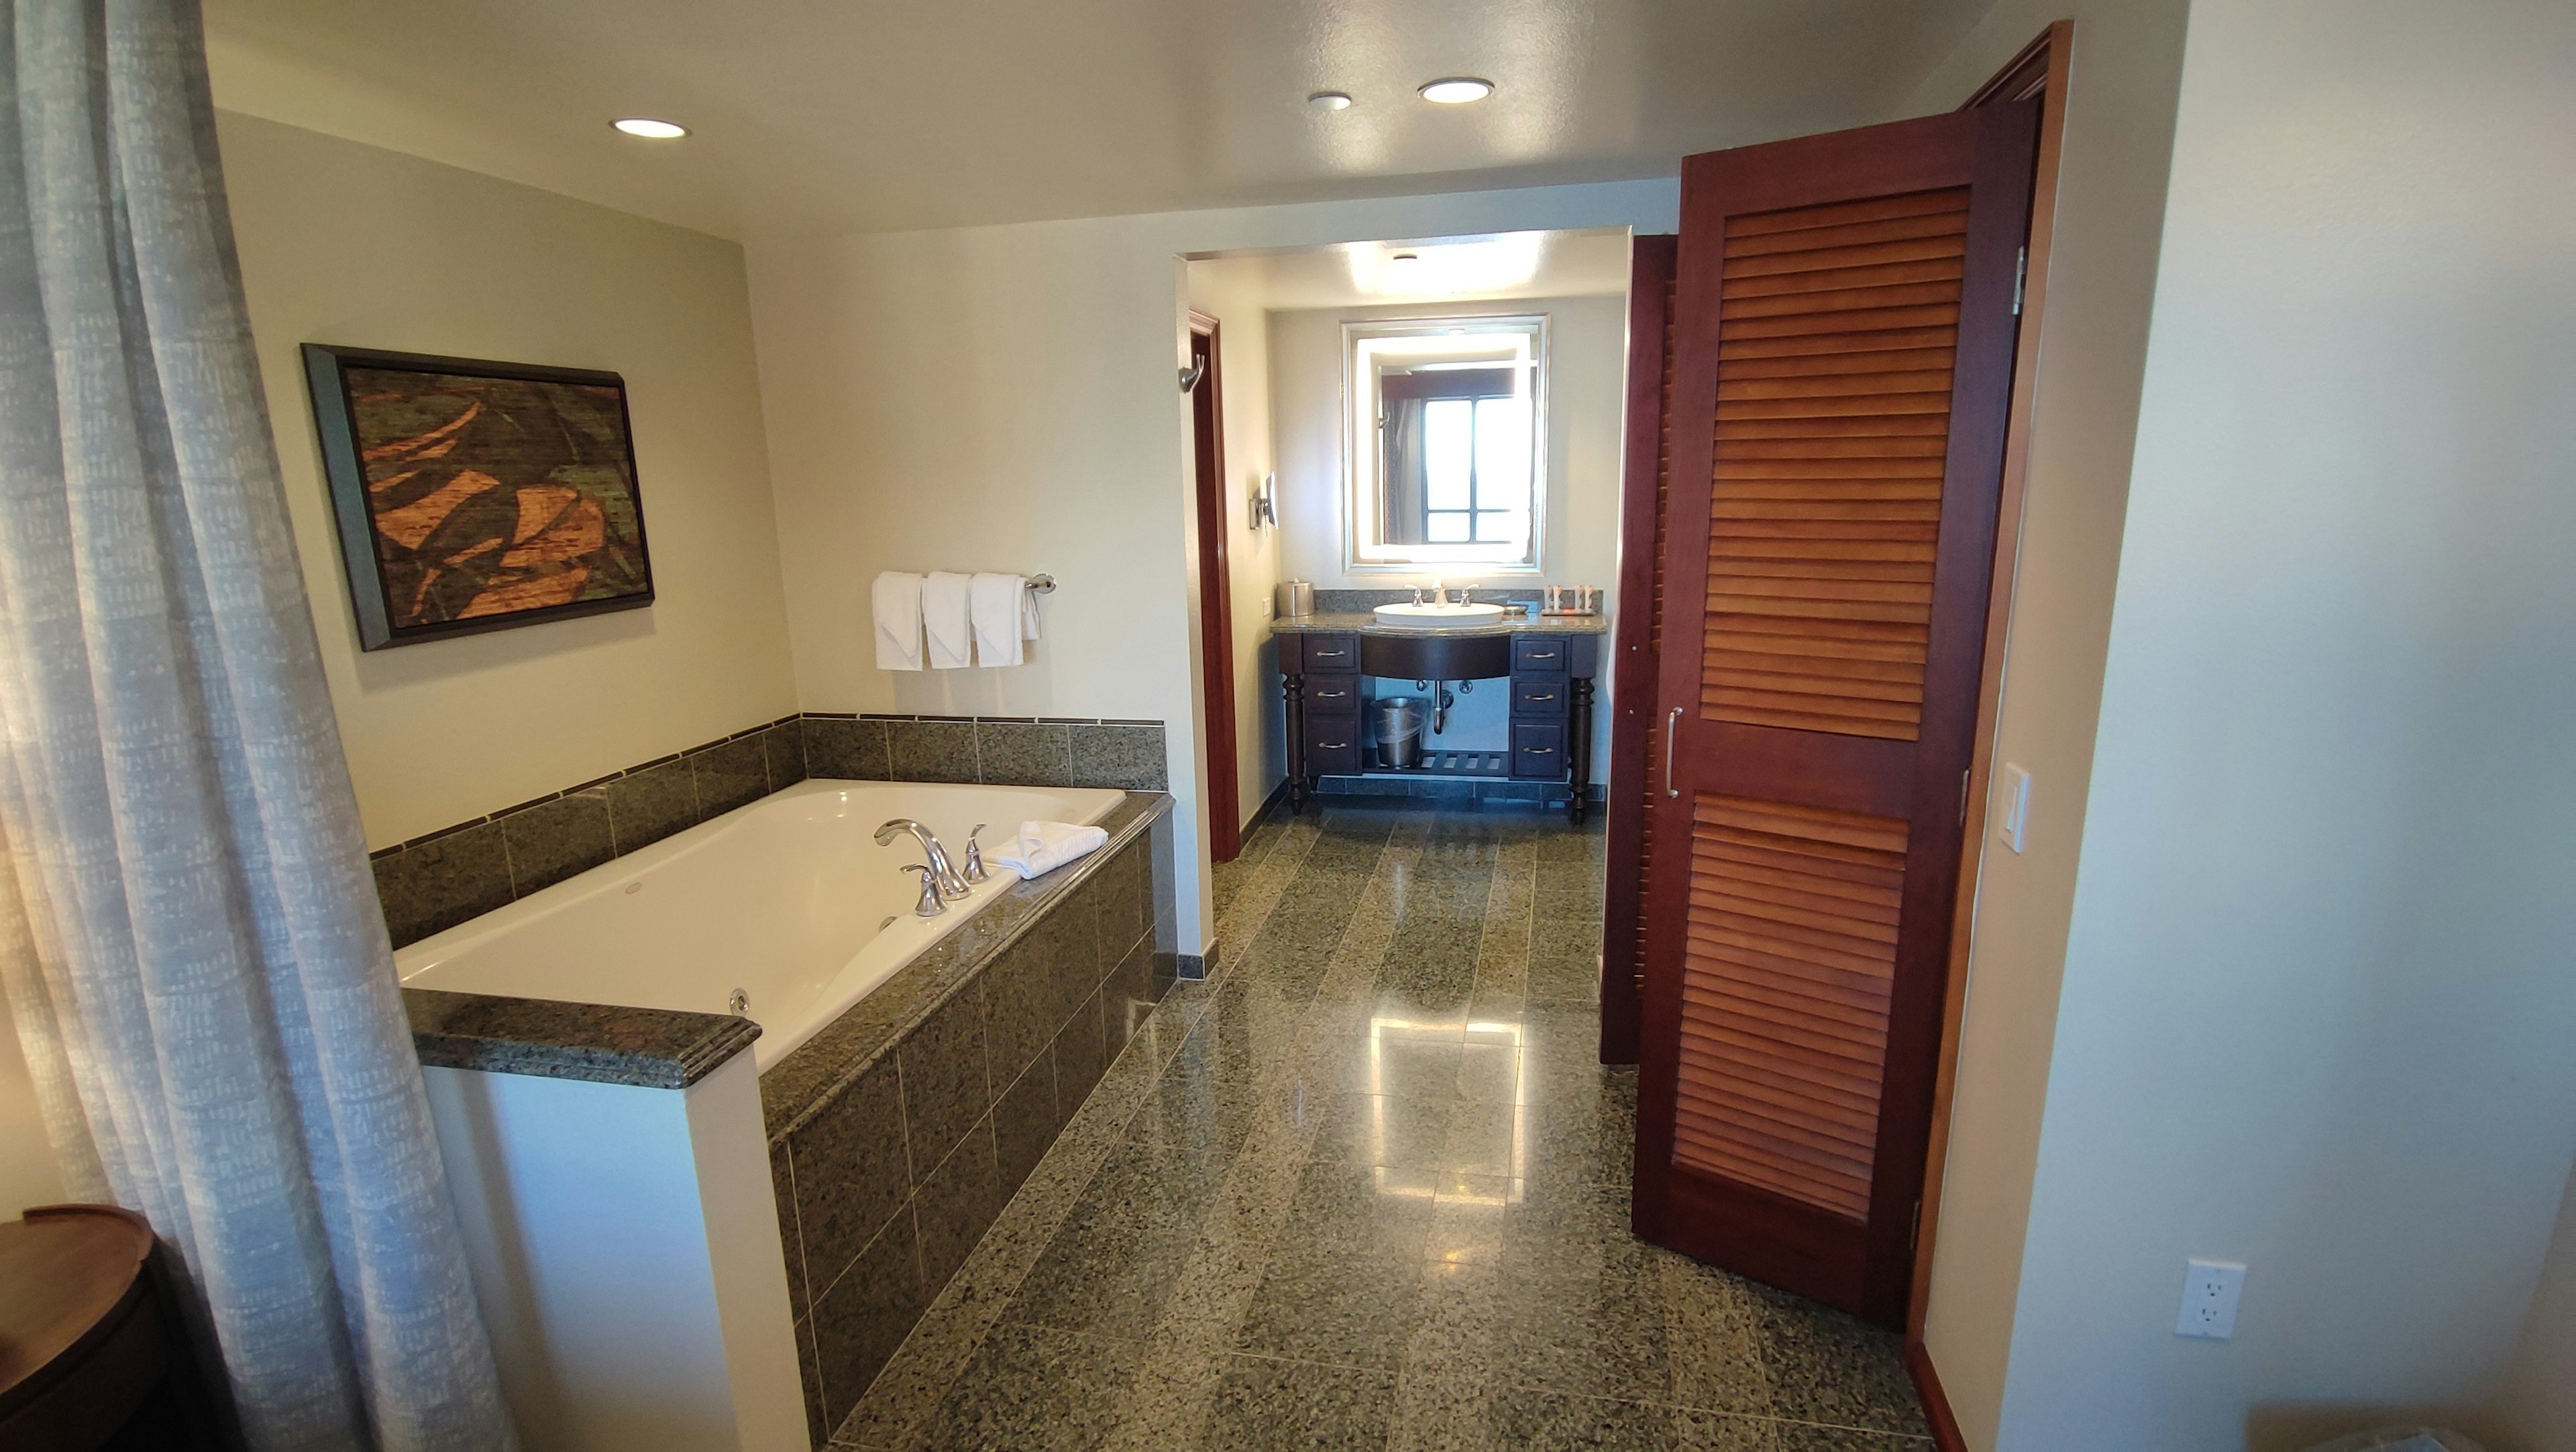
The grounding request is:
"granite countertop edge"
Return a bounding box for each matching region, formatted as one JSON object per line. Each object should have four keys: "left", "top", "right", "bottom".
{"left": 400, "top": 788, "right": 1172, "bottom": 1100}
{"left": 1271, "top": 611, "right": 1608, "bottom": 637}
{"left": 405, "top": 988, "right": 761, "bottom": 1090}
{"left": 757, "top": 789, "right": 1174, "bottom": 1142}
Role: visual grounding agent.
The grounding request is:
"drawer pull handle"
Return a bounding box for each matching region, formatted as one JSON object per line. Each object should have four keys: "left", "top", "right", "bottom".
{"left": 1526, "top": 651, "right": 1558, "bottom": 661}
{"left": 1525, "top": 747, "right": 1555, "bottom": 756}
{"left": 1525, "top": 692, "right": 1556, "bottom": 702}
{"left": 1321, "top": 741, "right": 1349, "bottom": 749}
{"left": 1314, "top": 650, "right": 1348, "bottom": 659}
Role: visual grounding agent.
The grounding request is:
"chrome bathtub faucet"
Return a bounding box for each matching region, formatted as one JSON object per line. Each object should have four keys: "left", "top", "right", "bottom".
{"left": 962, "top": 824, "right": 989, "bottom": 884}
{"left": 875, "top": 818, "right": 969, "bottom": 898}
{"left": 900, "top": 864, "right": 947, "bottom": 917}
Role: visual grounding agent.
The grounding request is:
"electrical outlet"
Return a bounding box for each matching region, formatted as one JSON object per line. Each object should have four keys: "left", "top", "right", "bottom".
{"left": 2176, "top": 1259, "right": 2244, "bottom": 1339}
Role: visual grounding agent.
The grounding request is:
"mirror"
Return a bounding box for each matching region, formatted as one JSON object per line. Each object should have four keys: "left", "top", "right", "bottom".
{"left": 1344, "top": 316, "right": 1546, "bottom": 572}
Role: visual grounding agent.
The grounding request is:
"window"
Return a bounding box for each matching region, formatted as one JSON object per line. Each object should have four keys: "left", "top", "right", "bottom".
{"left": 1345, "top": 317, "right": 1545, "bottom": 571}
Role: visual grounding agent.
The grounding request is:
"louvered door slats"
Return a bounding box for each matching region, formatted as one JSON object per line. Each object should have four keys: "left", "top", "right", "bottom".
{"left": 1673, "top": 792, "right": 1909, "bottom": 1221}
{"left": 1699, "top": 185, "right": 1969, "bottom": 742}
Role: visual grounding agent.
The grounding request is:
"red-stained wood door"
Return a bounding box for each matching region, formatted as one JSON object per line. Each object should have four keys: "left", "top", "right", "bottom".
{"left": 1632, "top": 102, "right": 2039, "bottom": 1328}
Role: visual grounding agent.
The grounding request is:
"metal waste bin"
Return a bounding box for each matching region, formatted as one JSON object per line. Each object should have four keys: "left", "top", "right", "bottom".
{"left": 1375, "top": 698, "right": 1425, "bottom": 769}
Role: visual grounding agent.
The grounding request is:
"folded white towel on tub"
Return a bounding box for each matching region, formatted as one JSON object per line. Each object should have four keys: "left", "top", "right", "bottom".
{"left": 872, "top": 571, "right": 924, "bottom": 671}
{"left": 995, "top": 820, "right": 1109, "bottom": 880}
{"left": 968, "top": 572, "right": 1026, "bottom": 666}
{"left": 922, "top": 571, "right": 975, "bottom": 669}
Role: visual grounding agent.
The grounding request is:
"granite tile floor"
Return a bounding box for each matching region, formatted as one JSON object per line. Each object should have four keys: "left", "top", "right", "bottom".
{"left": 830, "top": 804, "right": 1933, "bottom": 1451}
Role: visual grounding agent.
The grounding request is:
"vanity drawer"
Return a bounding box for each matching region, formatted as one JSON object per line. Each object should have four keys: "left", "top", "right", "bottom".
{"left": 1510, "top": 636, "right": 1570, "bottom": 674}
{"left": 1510, "top": 676, "right": 1569, "bottom": 717}
{"left": 1303, "top": 674, "right": 1362, "bottom": 714}
{"left": 1293, "top": 633, "right": 1361, "bottom": 674}
{"left": 1302, "top": 715, "right": 1362, "bottom": 776}
{"left": 1511, "top": 721, "right": 1566, "bottom": 779}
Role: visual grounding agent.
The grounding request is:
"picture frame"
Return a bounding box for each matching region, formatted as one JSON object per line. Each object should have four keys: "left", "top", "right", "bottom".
{"left": 301, "top": 344, "right": 656, "bottom": 650}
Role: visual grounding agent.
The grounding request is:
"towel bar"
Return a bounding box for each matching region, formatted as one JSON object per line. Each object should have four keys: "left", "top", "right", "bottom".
{"left": 1026, "top": 574, "right": 1055, "bottom": 594}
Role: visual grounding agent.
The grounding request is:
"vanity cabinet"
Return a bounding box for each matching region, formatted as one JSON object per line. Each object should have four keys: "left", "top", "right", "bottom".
{"left": 1280, "top": 625, "right": 1597, "bottom": 823}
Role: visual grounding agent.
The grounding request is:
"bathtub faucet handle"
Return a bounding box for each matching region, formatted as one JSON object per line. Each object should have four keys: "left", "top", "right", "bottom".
{"left": 963, "top": 824, "right": 989, "bottom": 884}
{"left": 901, "top": 864, "right": 948, "bottom": 917}
{"left": 875, "top": 818, "right": 970, "bottom": 898}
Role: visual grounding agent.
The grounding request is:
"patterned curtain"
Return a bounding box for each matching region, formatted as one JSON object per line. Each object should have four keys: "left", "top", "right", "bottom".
{"left": 0, "top": 2, "right": 514, "bottom": 1447}
{"left": 1381, "top": 393, "right": 1428, "bottom": 547}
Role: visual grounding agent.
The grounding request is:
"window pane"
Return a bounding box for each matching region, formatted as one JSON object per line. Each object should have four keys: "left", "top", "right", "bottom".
{"left": 1423, "top": 399, "right": 1473, "bottom": 511}
{"left": 1476, "top": 510, "right": 1523, "bottom": 543}
{"left": 1426, "top": 512, "right": 1470, "bottom": 543}
{"left": 1474, "top": 397, "right": 1531, "bottom": 515}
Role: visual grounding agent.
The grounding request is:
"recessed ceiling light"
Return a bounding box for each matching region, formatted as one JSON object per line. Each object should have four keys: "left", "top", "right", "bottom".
{"left": 1417, "top": 77, "right": 1494, "bottom": 105}
{"left": 1307, "top": 91, "right": 1353, "bottom": 111}
{"left": 612, "top": 117, "right": 688, "bottom": 140}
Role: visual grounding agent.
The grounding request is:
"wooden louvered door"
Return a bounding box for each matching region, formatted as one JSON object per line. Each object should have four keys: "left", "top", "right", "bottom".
{"left": 1632, "top": 102, "right": 2038, "bottom": 1327}
{"left": 1601, "top": 233, "right": 1677, "bottom": 1067}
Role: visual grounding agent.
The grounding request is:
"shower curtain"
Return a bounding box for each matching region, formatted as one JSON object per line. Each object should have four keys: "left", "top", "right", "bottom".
{"left": 0, "top": 2, "right": 514, "bottom": 1448}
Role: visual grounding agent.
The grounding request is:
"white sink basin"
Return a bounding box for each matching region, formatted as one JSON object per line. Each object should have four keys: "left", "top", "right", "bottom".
{"left": 1374, "top": 601, "right": 1507, "bottom": 623}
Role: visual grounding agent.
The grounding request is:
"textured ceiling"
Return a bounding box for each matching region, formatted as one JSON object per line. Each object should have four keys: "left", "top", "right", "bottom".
{"left": 202, "top": 0, "right": 1995, "bottom": 240}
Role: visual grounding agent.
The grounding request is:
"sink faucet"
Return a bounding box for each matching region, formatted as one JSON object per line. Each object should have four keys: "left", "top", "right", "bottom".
{"left": 875, "top": 819, "right": 969, "bottom": 898}
{"left": 1430, "top": 578, "right": 1448, "bottom": 607}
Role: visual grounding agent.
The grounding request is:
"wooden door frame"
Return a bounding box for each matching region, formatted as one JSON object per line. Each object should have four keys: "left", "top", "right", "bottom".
{"left": 1904, "top": 13, "right": 2076, "bottom": 1398}
{"left": 1187, "top": 313, "right": 1242, "bottom": 862}
{"left": 1601, "top": 234, "right": 1679, "bottom": 1066}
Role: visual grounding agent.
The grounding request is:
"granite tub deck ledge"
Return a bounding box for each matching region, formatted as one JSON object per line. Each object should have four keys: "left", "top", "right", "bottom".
{"left": 406, "top": 988, "right": 761, "bottom": 1089}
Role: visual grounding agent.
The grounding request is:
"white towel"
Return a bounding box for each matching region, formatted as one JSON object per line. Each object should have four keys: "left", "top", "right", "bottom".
{"left": 994, "top": 820, "right": 1108, "bottom": 880}
{"left": 1020, "top": 583, "right": 1042, "bottom": 644}
{"left": 922, "top": 571, "right": 974, "bottom": 669}
{"left": 968, "top": 573, "right": 1025, "bottom": 666}
{"left": 871, "top": 571, "right": 924, "bottom": 671}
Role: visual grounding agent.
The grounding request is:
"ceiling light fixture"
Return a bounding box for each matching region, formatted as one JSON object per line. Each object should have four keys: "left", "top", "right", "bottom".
{"left": 612, "top": 117, "right": 688, "bottom": 139}
{"left": 1417, "top": 77, "right": 1494, "bottom": 105}
{"left": 1307, "top": 91, "right": 1353, "bottom": 111}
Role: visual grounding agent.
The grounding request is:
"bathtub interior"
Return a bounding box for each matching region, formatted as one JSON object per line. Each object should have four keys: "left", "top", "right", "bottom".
{"left": 394, "top": 780, "right": 1124, "bottom": 1053}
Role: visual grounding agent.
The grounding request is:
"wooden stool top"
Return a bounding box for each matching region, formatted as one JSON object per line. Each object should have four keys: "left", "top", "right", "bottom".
{"left": 0, "top": 1204, "right": 158, "bottom": 1429}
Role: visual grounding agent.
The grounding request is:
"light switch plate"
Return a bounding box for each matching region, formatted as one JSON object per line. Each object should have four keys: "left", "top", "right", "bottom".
{"left": 2176, "top": 1259, "right": 2244, "bottom": 1339}
{"left": 1996, "top": 763, "right": 2032, "bottom": 853}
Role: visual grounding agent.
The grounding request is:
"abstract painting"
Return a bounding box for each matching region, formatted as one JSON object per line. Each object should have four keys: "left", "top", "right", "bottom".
{"left": 302, "top": 345, "right": 655, "bottom": 650}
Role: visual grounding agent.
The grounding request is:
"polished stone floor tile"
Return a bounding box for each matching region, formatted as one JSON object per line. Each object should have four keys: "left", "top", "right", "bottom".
{"left": 1201, "top": 1355, "right": 1401, "bottom": 1452}
{"left": 837, "top": 803, "right": 1928, "bottom": 1451}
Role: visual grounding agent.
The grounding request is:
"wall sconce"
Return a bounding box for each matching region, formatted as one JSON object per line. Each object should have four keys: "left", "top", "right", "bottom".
{"left": 1249, "top": 472, "right": 1278, "bottom": 529}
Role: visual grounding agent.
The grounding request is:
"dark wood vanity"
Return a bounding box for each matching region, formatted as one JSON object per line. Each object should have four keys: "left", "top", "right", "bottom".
{"left": 1276, "top": 615, "right": 1603, "bottom": 823}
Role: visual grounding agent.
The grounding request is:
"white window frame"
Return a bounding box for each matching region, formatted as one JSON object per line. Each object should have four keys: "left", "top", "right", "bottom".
{"left": 1342, "top": 315, "right": 1548, "bottom": 574}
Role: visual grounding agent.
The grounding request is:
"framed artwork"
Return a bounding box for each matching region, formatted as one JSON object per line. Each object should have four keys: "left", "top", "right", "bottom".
{"left": 301, "top": 345, "right": 655, "bottom": 650}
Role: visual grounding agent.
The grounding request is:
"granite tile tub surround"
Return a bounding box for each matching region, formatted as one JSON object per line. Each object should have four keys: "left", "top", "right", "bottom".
{"left": 766, "top": 797, "right": 1180, "bottom": 1444}
{"left": 369, "top": 713, "right": 1169, "bottom": 950}
{"left": 803, "top": 714, "right": 1169, "bottom": 794}
{"left": 371, "top": 713, "right": 811, "bottom": 948}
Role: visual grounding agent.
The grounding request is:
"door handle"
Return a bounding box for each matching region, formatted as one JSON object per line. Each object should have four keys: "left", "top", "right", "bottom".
{"left": 1664, "top": 707, "right": 1682, "bottom": 798}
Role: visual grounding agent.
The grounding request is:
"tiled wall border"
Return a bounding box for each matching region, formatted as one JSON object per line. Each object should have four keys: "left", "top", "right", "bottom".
{"left": 370, "top": 713, "right": 1170, "bottom": 949}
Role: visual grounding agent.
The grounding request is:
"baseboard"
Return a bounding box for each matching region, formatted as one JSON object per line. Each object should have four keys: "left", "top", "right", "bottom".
{"left": 1247, "top": 776, "right": 1291, "bottom": 829}
{"left": 1904, "top": 1338, "right": 1969, "bottom": 1452}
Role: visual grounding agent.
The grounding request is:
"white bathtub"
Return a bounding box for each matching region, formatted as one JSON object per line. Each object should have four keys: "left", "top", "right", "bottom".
{"left": 397, "top": 778, "right": 1126, "bottom": 1069}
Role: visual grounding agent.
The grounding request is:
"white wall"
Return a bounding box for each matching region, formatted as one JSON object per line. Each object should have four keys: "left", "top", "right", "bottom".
{"left": 745, "top": 180, "right": 1676, "bottom": 953}
{"left": 1181, "top": 265, "right": 1287, "bottom": 827}
{"left": 1890, "top": 7, "right": 2196, "bottom": 1439}
{"left": 1267, "top": 295, "right": 1627, "bottom": 780}
{"left": 219, "top": 113, "right": 799, "bottom": 849}
{"left": 1978, "top": 2, "right": 2576, "bottom": 1446}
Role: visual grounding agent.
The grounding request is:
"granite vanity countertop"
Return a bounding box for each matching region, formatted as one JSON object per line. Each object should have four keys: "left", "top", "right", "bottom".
{"left": 400, "top": 788, "right": 1173, "bottom": 1100}
{"left": 1271, "top": 609, "right": 1608, "bottom": 638}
